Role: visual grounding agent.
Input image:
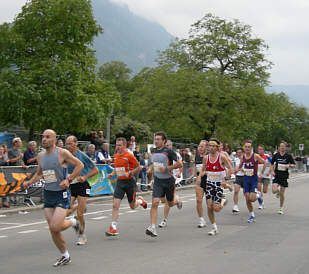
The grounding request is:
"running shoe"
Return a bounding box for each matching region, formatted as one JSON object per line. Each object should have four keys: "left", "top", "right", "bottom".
{"left": 258, "top": 202, "right": 265, "bottom": 210}
{"left": 208, "top": 228, "right": 218, "bottom": 236}
{"left": 137, "top": 196, "right": 147, "bottom": 209}
{"left": 232, "top": 205, "right": 240, "bottom": 213}
{"left": 72, "top": 216, "right": 82, "bottom": 235}
{"left": 248, "top": 216, "right": 256, "bottom": 223}
{"left": 105, "top": 225, "right": 119, "bottom": 236}
{"left": 53, "top": 256, "right": 71, "bottom": 267}
{"left": 158, "top": 219, "right": 167, "bottom": 228}
{"left": 145, "top": 226, "right": 158, "bottom": 237}
{"left": 175, "top": 195, "right": 183, "bottom": 209}
{"left": 76, "top": 234, "right": 87, "bottom": 245}
{"left": 197, "top": 219, "right": 206, "bottom": 228}
{"left": 257, "top": 197, "right": 263, "bottom": 206}
{"left": 222, "top": 198, "right": 228, "bottom": 206}
{"left": 277, "top": 208, "right": 284, "bottom": 215}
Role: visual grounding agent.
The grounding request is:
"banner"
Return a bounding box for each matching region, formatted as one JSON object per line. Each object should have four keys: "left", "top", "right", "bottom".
{"left": 0, "top": 166, "right": 37, "bottom": 197}
{"left": 88, "top": 164, "right": 117, "bottom": 196}
{"left": 0, "top": 164, "right": 117, "bottom": 197}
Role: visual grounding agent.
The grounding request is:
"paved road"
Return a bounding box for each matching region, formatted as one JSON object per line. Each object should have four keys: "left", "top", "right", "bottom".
{"left": 0, "top": 173, "right": 309, "bottom": 274}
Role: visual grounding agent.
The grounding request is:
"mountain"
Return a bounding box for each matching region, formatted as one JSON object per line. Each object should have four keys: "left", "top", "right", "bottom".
{"left": 91, "top": 0, "right": 173, "bottom": 73}
{"left": 266, "top": 85, "right": 309, "bottom": 109}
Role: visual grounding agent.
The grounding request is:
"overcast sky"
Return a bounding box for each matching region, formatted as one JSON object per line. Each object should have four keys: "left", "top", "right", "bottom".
{"left": 1, "top": 0, "right": 308, "bottom": 85}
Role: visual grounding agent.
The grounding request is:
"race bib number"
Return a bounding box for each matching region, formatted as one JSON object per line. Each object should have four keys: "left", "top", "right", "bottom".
{"left": 115, "top": 167, "right": 127, "bottom": 177}
{"left": 207, "top": 173, "right": 222, "bottom": 181}
{"left": 43, "top": 170, "right": 57, "bottom": 184}
{"left": 278, "top": 164, "right": 288, "bottom": 171}
{"left": 196, "top": 164, "right": 203, "bottom": 173}
{"left": 153, "top": 162, "right": 164, "bottom": 172}
{"left": 243, "top": 169, "right": 254, "bottom": 176}
{"left": 63, "top": 192, "right": 68, "bottom": 199}
{"left": 86, "top": 189, "right": 90, "bottom": 195}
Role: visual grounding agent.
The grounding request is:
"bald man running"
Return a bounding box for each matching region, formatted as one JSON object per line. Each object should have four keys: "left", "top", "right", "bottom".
{"left": 23, "top": 129, "right": 84, "bottom": 267}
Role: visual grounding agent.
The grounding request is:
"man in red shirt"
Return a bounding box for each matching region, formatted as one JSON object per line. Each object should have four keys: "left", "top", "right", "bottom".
{"left": 105, "top": 137, "right": 147, "bottom": 236}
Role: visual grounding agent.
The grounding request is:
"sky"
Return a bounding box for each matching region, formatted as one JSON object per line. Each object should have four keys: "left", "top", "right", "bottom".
{"left": 1, "top": 0, "right": 308, "bottom": 86}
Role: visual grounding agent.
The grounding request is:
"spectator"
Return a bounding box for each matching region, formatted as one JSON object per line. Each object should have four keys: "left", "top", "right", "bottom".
{"left": 140, "top": 152, "right": 151, "bottom": 191}
{"left": 303, "top": 156, "right": 308, "bottom": 172}
{"left": 56, "top": 139, "right": 64, "bottom": 148}
{"left": 0, "top": 146, "right": 9, "bottom": 208}
{"left": 1, "top": 144, "right": 8, "bottom": 159}
{"left": 97, "top": 143, "right": 112, "bottom": 164}
{"left": 97, "top": 130, "right": 105, "bottom": 148}
{"left": 86, "top": 144, "right": 96, "bottom": 163}
{"left": 127, "top": 136, "right": 137, "bottom": 152}
{"left": 23, "top": 141, "right": 38, "bottom": 166}
{"left": 8, "top": 137, "right": 26, "bottom": 168}
{"left": 182, "top": 148, "right": 193, "bottom": 180}
{"left": 134, "top": 145, "right": 141, "bottom": 162}
{"left": 127, "top": 143, "right": 134, "bottom": 155}
{"left": 90, "top": 131, "right": 100, "bottom": 150}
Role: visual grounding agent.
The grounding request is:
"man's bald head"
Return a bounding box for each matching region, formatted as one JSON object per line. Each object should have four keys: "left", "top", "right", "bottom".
{"left": 42, "top": 129, "right": 57, "bottom": 149}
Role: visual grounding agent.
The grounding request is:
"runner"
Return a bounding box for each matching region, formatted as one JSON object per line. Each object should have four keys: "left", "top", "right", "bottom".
{"left": 190, "top": 140, "right": 208, "bottom": 228}
{"left": 236, "top": 140, "right": 266, "bottom": 223}
{"left": 257, "top": 145, "right": 272, "bottom": 209}
{"left": 158, "top": 140, "right": 183, "bottom": 228}
{"left": 199, "top": 138, "right": 232, "bottom": 236}
{"left": 219, "top": 143, "right": 233, "bottom": 192}
{"left": 146, "top": 131, "right": 183, "bottom": 237}
{"left": 270, "top": 141, "right": 296, "bottom": 214}
{"left": 232, "top": 147, "right": 244, "bottom": 213}
{"left": 65, "top": 136, "right": 99, "bottom": 245}
{"left": 105, "top": 137, "right": 147, "bottom": 236}
{"left": 23, "top": 129, "right": 84, "bottom": 267}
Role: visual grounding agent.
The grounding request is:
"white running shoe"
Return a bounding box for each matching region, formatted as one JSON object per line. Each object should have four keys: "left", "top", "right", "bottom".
{"left": 197, "top": 219, "right": 206, "bottom": 228}
{"left": 175, "top": 195, "right": 183, "bottom": 209}
{"left": 232, "top": 205, "right": 240, "bottom": 213}
{"left": 277, "top": 208, "right": 284, "bottom": 215}
{"left": 76, "top": 234, "right": 87, "bottom": 245}
{"left": 146, "top": 225, "right": 158, "bottom": 237}
{"left": 208, "top": 228, "right": 218, "bottom": 236}
{"left": 158, "top": 219, "right": 167, "bottom": 228}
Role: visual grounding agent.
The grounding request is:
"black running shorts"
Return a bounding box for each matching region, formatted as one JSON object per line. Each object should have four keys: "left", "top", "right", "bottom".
{"left": 273, "top": 176, "right": 288, "bottom": 188}
{"left": 152, "top": 177, "right": 175, "bottom": 202}
{"left": 69, "top": 181, "right": 91, "bottom": 198}
{"left": 113, "top": 178, "right": 137, "bottom": 203}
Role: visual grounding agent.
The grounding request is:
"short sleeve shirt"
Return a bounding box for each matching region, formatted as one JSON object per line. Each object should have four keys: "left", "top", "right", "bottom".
{"left": 8, "top": 148, "right": 23, "bottom": 166}
{"left": 113, "top": 151, "right": 139, "bottom": 180}
{"left": 271, "top": 152, "right": 295, "bottom": 178}
{"left": 68, "top": 150, "right": 95, "bottom": 177}
{"left": 151, "top": 147, "right": 178, "bottom": 179}
{"left": 23, "top": 149, "right": 37, "bottom": 166}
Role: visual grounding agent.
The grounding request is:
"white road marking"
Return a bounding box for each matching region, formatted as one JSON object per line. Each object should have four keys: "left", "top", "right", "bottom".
{"left": 0, "top": 221, "right": 46, "bottom": 232}
{"left": 0, "top": 235, "right": 8, "bottom": 239}
{"left": 91, "top": 216, "right": 107, "bottom": 220}
{"left": 126, "top": 210, "right": 137, "bottom": 213}
{"left": 0, "top": 222, "right": 24, "bottom": 225}
{"left": 18, "top": 230, "right": 39, "bottom": 234}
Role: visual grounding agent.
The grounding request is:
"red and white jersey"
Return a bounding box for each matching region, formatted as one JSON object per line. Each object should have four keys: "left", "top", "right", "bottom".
{"left": 258, "top": 154, "right": 271, "bottom": 178}
{"left": 206, "top": 153, "right": 226, "bottom": 182}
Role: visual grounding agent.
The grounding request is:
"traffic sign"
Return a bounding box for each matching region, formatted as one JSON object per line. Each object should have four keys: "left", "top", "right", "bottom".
{"left": 299, "top": 144, "right": 304, "bottom": 151}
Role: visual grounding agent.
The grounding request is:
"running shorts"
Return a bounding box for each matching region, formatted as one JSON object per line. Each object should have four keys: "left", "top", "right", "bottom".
{"left": 44, "top": 189, "right": 71, "bottom": 209}
{"left": 113, "top": 178, "right": 137, "bottom": 203}
{"left": 152, "top": 177, "right": 175, "bottom": 202}
{"left": 69, "top": 181, "right": 91, "bottom": 198}
{"left": 258, "top": 177, "right": 270, "bottom": 186}
{"left": 234, "top": 175, "right": 244, "bottom": 188}
{"left": 272, "top": 176, "right": 288, "bottom": 188}
{"left": 243, "top": 175, "right": 258, "bottom": 194}
{"left": 205, "top": 181, "right": 223, "bottom": 204}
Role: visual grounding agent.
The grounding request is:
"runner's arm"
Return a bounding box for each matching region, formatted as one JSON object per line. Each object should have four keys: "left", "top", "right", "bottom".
{"left": 255, "top": 154, "right": 266, "bottom": 174}
{"left": 62, "top": 149, "right": 84, "bottom": 182}
{"left": 23, "top": 153, "right": 43, "bottom": 188}
{"left": 82, "top": 166, "right": 99, "bottom": 181}
{"left": 167, "top": 159, "right": 182, "bottom": 172}
{"left": 222, "top": 154, "right": 233, "bottom": 178}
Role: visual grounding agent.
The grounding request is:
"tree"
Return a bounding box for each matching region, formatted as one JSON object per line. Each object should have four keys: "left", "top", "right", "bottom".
{"left": 0, "top": 0, "right": 120, "bottom": 138}
{"left": 157, "top": 13, "right": 272, "bottom": 86}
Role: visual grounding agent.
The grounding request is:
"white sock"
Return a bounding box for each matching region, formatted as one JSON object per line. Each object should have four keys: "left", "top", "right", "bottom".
{"left": 137, "top": 198, "right": 142, "bottom": 205}
{"left": 71, "top": 218, "right": 77, "bottom": 227}
{"left": 200, "top": 217, "right": 205, "bottom": 222}
{"left": 111, "top": 222, "right": 117, "bottom": 229}
{"left": 151, "top": 224, "right": 155, "bottom": 229}
{"left": 250, "top": 211, "right": 255, "bottom": 217}
{"left": 212, "top": 223, "right": 217, "bottom": 230}
{"left": 61, "top": 250, "right": 70, "bottom": 259}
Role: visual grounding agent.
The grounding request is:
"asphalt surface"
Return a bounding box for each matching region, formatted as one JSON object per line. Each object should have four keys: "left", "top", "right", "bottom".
{"left": 0, "top": 173, "right": 309, "bottom": 274}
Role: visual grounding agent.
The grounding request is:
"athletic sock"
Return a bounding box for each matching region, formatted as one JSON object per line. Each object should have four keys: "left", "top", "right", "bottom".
{"left": 212, "top": 223, "right": 217, "bottom": 230}
{"left": 61, "top": 250, "right": 70, "bottom": 259}
{"left": 111, "top": 222, "right": 117, "bottom": 229}
{"left": 71, "top": 217, "right": 77, "bottom": 227}
{"left": 200, "top": 217, "right": 205, "bottom": 222}
{"left": 250, "top": 211, "right": 255, "bottom": 217}
{"left": 151, "top": 224, "right": 155, "bottom": 229}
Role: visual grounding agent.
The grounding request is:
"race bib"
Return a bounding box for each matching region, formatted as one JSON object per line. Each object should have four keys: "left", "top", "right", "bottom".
{"left": 243, "top": 169, "right": 254, "bottom": 176}
{"left": 115, "top": 167, "right": 127, "bottom": 177}
{"left": 153, "top": 162, "right": 164, "bottom": 172}
{"left": 196, "top": 164, "right": 203, "bottom": 173}
{"left": 86, "top": 189, "right": 90, "bottom": 195}
{"left": 43, "top": 170, "right": 57, "bottom": 184}
{"left": 63, "top": 191, "right": 68, "bottom": 199}
{"left": 207, "top": 172, "right": 222, "bottom": 181}
{"left": 278, "top": 163, "right": 288, "bottom": 171}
